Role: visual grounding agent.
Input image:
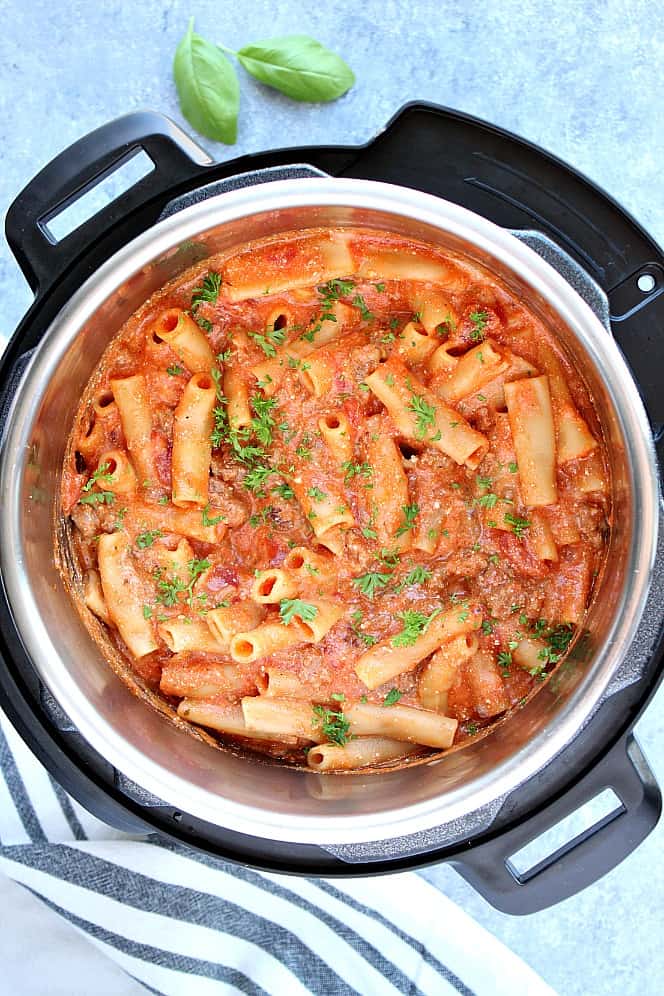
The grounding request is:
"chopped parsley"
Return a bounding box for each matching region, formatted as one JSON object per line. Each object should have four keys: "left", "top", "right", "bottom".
{"left": 508, "top": 461, "right": 518, "bottom": 473}
{"left": 250, "top": 394, "right": 277, "bottom": 447}
{"left": 350, "top": 609, "right": 377, "bottom": 647}
{"left": 79, "top": 490, "right": 114, "bottom": 507}
{"left": 341, "top": 460, "right": 373, "bottom": 483}
{"left": 380, "top": 548, "right": 401, "bottom": 567}
{"left": 476, "top": 492, "right": 500, "bottom": 509}
{"left": 312, "top": 704, "right": 350, "bottom": 746}
{"left": 279, "top": 598, "right": 318, "bottom": 625}
{"left": 408, "top": 393, "right": 437, "bottom": 439}
{"left": 398, "top": 565, "right": 432, "bottom": 588}
{"left": 481, "top": 619, "right": 494, "bottom": 635}
{"left": 504, "top": 513, "right": 531, "bottom": 539}
{"left": 307, "top": 486, "right": 327, "bottom": 502}
{"left": 166, "top": 364, "right": 185, "bottom": 376}
{"left": 466, "top": 722, "right": 479, "bottom": 736}
{"left": 142, "top": 605, "right": 153, "bottom": 620}
{"left": 202, "top": 504, "right": 225, "bottom": 527}
{"left": 396, "top": 503, "right": 420, "bottom": 536}
{"left": 136, "top": 529, "right": 163, "bottom": 549}
{"left": 352, "top": 570, "right": 393, "bottom": 599}
{"left": 155, "top": 557, "right": 210, "bottom": 608}
{"left": 469, "top": 309, "right": 489, "bottom": 342}
{"left": 351, "top": 292, "right": 374, "bottom": 321}
{"left": 243, "top": 464, "right": 274, "bottom": 495}
{"left": 272, "top": 481, "right": 295, "bottom": 500}
{"left": 497, "top": 651, "right": 513, "bottom": 673}
{"left": 191, "top": 271, "right": 221, "bottom": 309}
{"left": 391, "top": 608, "right": 442, "bottom": 647}
{"left": 382, "top": 688, "right": 402, "bottom": 707}
{"left": 249, "top": 326, "right": 287, "bottom": 358}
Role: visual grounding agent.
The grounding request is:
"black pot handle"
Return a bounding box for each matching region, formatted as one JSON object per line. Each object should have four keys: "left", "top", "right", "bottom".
{"left": 5, "top": 111, "right": 211, "bottom": 295}
{"left": 452, "top": 734, "right": 661, "bottom": 914}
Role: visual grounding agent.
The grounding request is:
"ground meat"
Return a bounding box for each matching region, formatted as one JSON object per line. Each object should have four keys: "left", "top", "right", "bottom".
{"left": 69, "top": 503, "right": 100, "bottom": 538}
{"left": 211, "top": 452, "right": 244, "bottom": 485}
{"left": 207, "top": 479, "right": 249, "bottom": 526}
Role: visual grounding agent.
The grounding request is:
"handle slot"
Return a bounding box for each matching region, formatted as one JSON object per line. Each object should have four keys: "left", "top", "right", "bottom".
{"left": 505, "top": 787, "right": 624, "bottom": 882}
{"left": 41, "top": 148, "right": 155, "bottom": 244}
{"left": 5, "top": 111, "right": 211, "bottom": 295}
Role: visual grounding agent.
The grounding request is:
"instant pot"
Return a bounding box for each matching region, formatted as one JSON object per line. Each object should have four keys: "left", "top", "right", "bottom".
{"left": 1, "top": 103, "right": 663, "bottom": 914}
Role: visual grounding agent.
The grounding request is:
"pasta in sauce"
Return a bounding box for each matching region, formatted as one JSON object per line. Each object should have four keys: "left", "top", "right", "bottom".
{"left": 61, "top": 228, "right": 610, "bottom": 771}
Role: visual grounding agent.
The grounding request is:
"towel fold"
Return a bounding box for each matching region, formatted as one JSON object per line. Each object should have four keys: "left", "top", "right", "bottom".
{"left": 0, "top": 708, "right": 554, "bottom": 995}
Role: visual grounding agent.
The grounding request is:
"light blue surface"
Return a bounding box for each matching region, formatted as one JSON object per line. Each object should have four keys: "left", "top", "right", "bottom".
{"left": 1, "top": 1, "right": 663, "bottom": 992}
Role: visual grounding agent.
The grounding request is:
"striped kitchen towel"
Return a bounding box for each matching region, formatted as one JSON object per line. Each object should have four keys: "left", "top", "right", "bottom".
{"left": 0, "top": 710, "right": 553, "bottom": 996}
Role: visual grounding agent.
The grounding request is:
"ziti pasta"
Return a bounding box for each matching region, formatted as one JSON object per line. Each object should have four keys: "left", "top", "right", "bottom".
{"left": 61, "top": 227, "right": 610, "bottom": 771}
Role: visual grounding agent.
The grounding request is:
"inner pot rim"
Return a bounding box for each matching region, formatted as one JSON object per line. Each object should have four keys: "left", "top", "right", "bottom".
{"left": 0, "top": 177, "right": 657, "bottom": 845}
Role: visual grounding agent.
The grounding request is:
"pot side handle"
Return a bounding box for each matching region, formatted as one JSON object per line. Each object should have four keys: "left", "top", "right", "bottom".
{"left": 451, "top": 733, "right": 661, "bottom": 915}
{"left": 5, "top": 111, "right": 212, "bottom": 296}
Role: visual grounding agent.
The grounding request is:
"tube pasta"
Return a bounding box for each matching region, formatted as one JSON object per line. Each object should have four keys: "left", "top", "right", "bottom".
{"left": 293, "top": 599, "right": 344, "bottom": 643}
{"left": 505, "top": 375, "right": 558, "bottom": 507}
{"left": 394, "top": 321, "right": 439, "bottom": 366}
{"left": 97, "top": 532, "right": 158, "bottom": 658}
{"left": 298, "top": 351, "right": 335, "bottom": 397}
{"left": 283, "top": 546, "right": 336, "bottom": 583}
{"left": 83, "top": 569, "right": 112, "bottom": 625}
{"left": 224, "top": 365, "right": 252, "bottom": 432}
{"left": 148, "top": 309, "right": 215, "bottom": 373}
{"left": 96, "top": 450, "right": 136, "bottom": 497}
{"left": 345, "top": 702, "right": 458, "bottom": 749}
{"left": 158, "top": 618, "right": 224, "bottom": 654}
{"left": 153, "top": 538, "right": 195, "bottom": 585}
{"left": 418, "top": 633, "right": 479, "bottom": 712}
{"left": 365, "top": 417, "right": 412, "bottom": 551}
{"left": 241, "top": 696, "right": 323, "bottom": 741}
{"left": 356, "top": 247, "right": 455, "bottom": 283}
{"left": 171, "top": 372, "right": 216, "bottom": 508}
{"left": 467, "top": 351, "right": 539, "bottom": 412}
{"left": 256, "top": 667, "right": 305, "bottom": 698}
{"left": 206, "top": 601, "right": 265, "bottom": 648}
{"left": 177, "top": 699, "right": 302, "bottom": 745}
{"left": 250, "top": 302, "right": 355, "bottom": 396}
{"left": 130, "top": 502, "right": 226, "bottom": 544}
{"left": 161, "top": 657, "right": 254, "bottom": 698}
{"left": 412, "top": 290, "right": 459, "bottom": 335}
{"left": 251, "top": 568, "right": 299, "bottom": 604}
{"left": 429, "top": 342, "right": 460, "bottom": 374}
{"left": 306, "top": 737, "right": 420, "bottom": 771}
{"left": 513, "top": 638, "right": 548, "bottom": 672}
{"left": 318, "top": 412, "right": 353, "bottom": 464}
{"left": 223, "top": 232, "right": 353, "bottom": 301}
{"left": 435, "top": 339, "right": 509, "bottom": 403}
{"left": 365, "top": 357, "right": 489, "bottom": 470}
{"left": 355, "top": 603, "right": 482, "bottom": 690}
{"left": 110, "top": 374, "right": 155, "bottom": 487}
{"left": 543, "top": 350, "right": 598, "bottom": 463}
{"left": 529, "top": 509, "right": 559, "bottom": 562}
{"left": 290, "top": 476, "right": 355, "bottom": 545}
{"left": 93, "top": 389, "right": 119, "bottom": 420}
{"left": 230, "top": 621, "right": 307, "bottom": 663}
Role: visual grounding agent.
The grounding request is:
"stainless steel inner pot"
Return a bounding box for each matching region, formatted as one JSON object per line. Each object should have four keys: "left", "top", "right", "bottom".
{"left": 0, "top": 178, "right": 658, "bottom": 846}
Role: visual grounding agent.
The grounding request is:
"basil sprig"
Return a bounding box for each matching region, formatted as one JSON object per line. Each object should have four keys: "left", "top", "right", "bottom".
{"left": 235, "top": 35, "right": 355, "bottom": 102}
{"left": 173, "top": 19, "right": 240, "bottom": 144}
{"left": 173, "top": 22, "right": 355, "bottom": 145}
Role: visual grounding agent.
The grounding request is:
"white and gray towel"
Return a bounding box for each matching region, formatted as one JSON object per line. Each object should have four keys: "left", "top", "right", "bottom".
{"left": 0, "top": 710, "right": 554, "bottom": 995}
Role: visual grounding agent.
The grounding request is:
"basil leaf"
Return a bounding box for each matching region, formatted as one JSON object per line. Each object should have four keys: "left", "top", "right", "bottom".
{"left": 173, "top": 19, "right": 239, "bottom": 144}
{"left": 236, "top": 35, "right": 355, "bottom": 102}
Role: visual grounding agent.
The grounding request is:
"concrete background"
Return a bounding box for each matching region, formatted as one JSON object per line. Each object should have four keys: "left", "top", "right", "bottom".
{"left": 1, "top": 1, "right": 663, "bottom": 992}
